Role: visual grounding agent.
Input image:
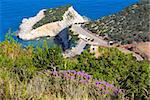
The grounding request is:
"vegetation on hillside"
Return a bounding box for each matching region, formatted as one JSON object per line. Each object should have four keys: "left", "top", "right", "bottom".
{"left": 61, "top": 48, "right": 150, "bottom": 99}
{"left": 83, "top": 3, "right": 150, "bottom": 44}
{"left": 33, "top": 5, "right": 71, "bottom": 29}
{"left": 68, "top": 29, "right": 79, "bottom": 48}
{"left": 0, "top": 40, "right": 123, "bottom": 99}
{"left": 0, "top": 36, "right": 149, "bottom": 99}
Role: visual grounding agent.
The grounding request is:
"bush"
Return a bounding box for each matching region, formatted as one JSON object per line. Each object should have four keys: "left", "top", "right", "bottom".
{"left": 0, "top": 38, "right": 149, "bottom": 99}
{"left": 61, "top": 47, "right": 150, "bottom": 99}
{"left": 33, "top": 41, "right": 63, "bottom": 69}
{"left": 0, "top": 40, "right": 37, "bottom": 79}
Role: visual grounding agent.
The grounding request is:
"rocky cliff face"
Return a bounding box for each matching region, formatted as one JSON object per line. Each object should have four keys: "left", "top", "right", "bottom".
{"left": 18, "top": 6, "right": 87, "bottom": 40}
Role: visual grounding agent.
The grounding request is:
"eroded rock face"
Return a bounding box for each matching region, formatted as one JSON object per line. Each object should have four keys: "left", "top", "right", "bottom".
{"left": 18, "top": 6, "right": 87, "bottom": 40}
{"left": 18, "top": 9, "right": 45, "bottom": 40}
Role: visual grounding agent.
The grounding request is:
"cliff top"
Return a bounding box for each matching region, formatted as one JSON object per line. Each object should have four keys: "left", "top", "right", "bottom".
{"left": 32, "top": 4, "right": 71, "bottom": 29}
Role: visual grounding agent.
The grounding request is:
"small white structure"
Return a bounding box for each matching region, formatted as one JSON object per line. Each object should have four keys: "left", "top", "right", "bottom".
{"left": 108, "top": 41, "right": 114, "bottom": 46}
{"left": 90, "top": 45, "right": 98, "bottom": 52}
{"left": 90, "top": 45, "right": 100, "bottom": 58}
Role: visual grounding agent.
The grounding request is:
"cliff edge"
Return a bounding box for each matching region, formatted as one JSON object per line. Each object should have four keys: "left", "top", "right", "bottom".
{"left": 18, "top": 5, "right": 87, "bottom": 40}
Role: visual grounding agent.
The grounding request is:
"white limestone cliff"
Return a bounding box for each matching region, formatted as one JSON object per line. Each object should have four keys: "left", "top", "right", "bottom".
{"left": 18, "top": 6, "right": 87, "bottom": 40}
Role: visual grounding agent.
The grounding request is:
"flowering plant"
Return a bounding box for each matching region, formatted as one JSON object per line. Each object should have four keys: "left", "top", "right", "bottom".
{"left": 51, "top": 70, "right": 125, "bottom": 96}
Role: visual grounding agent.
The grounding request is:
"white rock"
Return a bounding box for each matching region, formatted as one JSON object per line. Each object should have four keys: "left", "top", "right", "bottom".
{"left": 18, "top": 6, "right": 87, "bottom": 40}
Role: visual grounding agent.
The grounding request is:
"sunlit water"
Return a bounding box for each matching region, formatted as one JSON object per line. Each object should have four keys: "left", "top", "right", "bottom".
{"left": 0, "top": 0, "right": 138, "bottom": 46}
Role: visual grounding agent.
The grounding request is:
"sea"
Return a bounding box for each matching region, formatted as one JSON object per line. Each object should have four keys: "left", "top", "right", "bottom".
{"left": 0, "top": 0, "right": 138, "bottom": 46}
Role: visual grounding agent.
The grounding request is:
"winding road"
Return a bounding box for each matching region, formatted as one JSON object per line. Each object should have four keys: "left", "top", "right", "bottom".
{"left": 71, "top": 25, "right": 108, "bottom": 47}
{"left": 64, "top": 25, "right": 144, "bottom": 61}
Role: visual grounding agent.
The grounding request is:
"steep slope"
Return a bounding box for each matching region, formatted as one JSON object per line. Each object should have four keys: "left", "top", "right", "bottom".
{"left": 18, "top": 5, "right": 87, "bottom": 40}
{"left": 83, "top": 3, "right": 150, "bottom": 44}
{"left": 134, "top": 42, "right": 150, "bottom": 60}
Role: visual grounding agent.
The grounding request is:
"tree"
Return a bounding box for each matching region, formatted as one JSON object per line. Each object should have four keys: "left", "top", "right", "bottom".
{"left": 33, "top": 41, "right": 63, "bottom": 69}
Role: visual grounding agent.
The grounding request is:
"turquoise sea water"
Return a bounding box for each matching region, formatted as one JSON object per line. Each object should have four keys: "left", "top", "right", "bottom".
{"left": 0, "top": 0, "right": 138, "bottom": 46}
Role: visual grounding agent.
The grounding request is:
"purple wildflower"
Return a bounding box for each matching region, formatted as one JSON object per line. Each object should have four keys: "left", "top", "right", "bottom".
{"left": 79, "top": 80, "right": 88, "bottom": 84}
{"left": 70, "top": 70, "right": 77, "bottom": 74}
{"left": 77, "top": 71, "right": 85, "bottom": 76}
{"left": 50, "top": 70, "right": 124, "bottom": 96}
{"left": 51, "top": 70, "right": 58, "bottom": 76}
{"left": 86, "top": 75, "right": 91, "bottom": 80}
{"left": 70, "top": 76, "right": 75, "bottom": 80}
{"left": 95, "top": 81, "right": 100, "bottom": 85}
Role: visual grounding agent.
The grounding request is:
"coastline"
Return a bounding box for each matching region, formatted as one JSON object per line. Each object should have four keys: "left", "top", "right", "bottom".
{"left": 18, "top": 6, "right": 87, "bottom": 40}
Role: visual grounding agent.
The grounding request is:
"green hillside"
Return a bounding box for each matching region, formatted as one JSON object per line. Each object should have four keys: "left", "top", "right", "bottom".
{"left": 83, "top": 3, "right": 150, "bottom": 44}
{"left": 0, "top": 37, "right": 149, "bottom": 99}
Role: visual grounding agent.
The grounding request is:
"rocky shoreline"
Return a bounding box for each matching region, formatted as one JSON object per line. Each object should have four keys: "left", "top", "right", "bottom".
{"left": 18, "top": 6, "right": 87, "bottom": 40}
{"left": 18, "top": 9, "right": 46, "bottom": 40}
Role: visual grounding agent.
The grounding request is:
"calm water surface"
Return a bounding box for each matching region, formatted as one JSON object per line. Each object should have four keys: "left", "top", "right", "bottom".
{"left": 0, "top": 0, "right": 138, "bottom": 46}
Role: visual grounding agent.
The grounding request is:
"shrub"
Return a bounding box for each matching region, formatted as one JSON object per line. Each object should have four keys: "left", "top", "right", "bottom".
{"left": 33, "top": 42, "right": 63, "bottom": 69}
{"left": 61, "top": 47, "right": 150, "bottom": 99}
{"left": 0, "top": 38, "right": 149, "bottom": 99}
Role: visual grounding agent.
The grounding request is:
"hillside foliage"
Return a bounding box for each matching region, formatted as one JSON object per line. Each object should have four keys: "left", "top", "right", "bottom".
{"left": 0, "top": 38, "right": 149, "bottom": 99}
{"left": 83, "top": 3, "right": 150, "bottom": 44}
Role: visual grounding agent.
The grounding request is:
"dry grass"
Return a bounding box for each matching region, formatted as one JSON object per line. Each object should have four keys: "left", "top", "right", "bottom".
{"left": 135, "top": 42, "right": 150, "bottom": 60}
{"left": 0, "top": 69, "right": 122, "bottom": 100}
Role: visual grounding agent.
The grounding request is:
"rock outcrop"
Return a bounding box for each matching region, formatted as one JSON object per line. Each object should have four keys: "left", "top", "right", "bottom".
{"left": 18, "top": 6, "right": 87, "bottom": 40}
